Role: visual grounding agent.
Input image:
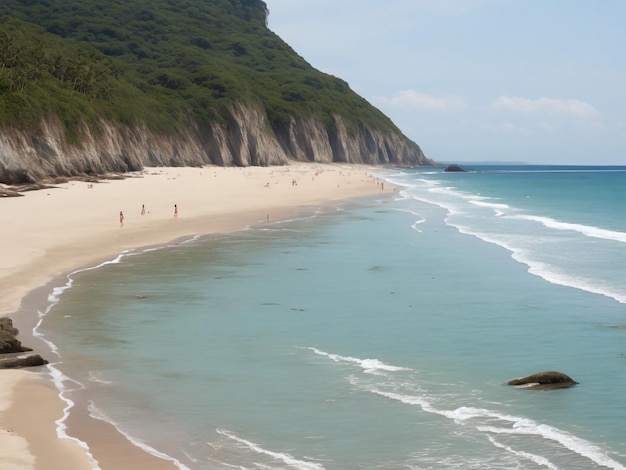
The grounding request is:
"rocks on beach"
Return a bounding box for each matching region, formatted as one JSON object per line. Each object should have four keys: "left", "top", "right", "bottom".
{"left": 0, "top": 317, "right": 48, "bottom": 369}
{"left": 507, "top": 371, "right": 578, "bottom": 390}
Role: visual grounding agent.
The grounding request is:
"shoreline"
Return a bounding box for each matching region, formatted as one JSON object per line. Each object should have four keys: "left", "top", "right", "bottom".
{"left": 0, "top": 163, "right": 390, "bottom": 469}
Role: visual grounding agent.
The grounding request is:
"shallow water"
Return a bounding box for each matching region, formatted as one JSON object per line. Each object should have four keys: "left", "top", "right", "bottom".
{"left": 39, "top": 165, "right": 626, "bottom": 469}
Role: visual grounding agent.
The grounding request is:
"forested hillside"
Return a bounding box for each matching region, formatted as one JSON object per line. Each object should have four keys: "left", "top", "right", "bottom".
{"left": 0, "top": 0, "right": 431, "bottom": 184}
{"left": 0, "top": 0, "right": 396, "bottom": 137}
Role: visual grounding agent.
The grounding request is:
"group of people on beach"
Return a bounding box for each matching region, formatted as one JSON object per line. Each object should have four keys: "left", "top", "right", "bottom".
{"left": 119, "top": 203, "right": 178, "bottom": 227}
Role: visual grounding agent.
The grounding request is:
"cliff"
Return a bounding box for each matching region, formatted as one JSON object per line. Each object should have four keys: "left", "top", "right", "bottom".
{"left": 0, "top": 103, "right": 432, "bottom": 184}
{"left": 0, "top": 0, "right": 434, "bottom": 184}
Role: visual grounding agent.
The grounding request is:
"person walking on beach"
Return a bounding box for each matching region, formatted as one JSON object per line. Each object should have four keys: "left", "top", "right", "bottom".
{"left": 141, "top": 204, "right": 145, "bottom": 215}
{"left": 174, "top": 204, "right": 178, "bottom": 217}
{"left": 119, "top": 211, "right": 124, "bottom": 227}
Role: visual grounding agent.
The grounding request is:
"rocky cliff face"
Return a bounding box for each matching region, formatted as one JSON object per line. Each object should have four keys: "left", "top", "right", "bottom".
{"left": 0, "top": 102, "right": 433, "bottom": 184}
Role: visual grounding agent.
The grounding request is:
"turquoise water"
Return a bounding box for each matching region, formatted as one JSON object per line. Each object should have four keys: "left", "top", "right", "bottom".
{"left": 38, "top": 165, "right": 626, "bottom": 469}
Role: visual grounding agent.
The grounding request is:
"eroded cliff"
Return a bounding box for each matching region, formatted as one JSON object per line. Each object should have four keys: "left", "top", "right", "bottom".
{"left": 0, "top": 102, "right": 433, "bottom": 184}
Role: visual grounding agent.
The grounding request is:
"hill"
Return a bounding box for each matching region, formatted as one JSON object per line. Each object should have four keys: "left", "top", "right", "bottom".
{"left": 0, "top": 0, "right": 432, "bottom": 183}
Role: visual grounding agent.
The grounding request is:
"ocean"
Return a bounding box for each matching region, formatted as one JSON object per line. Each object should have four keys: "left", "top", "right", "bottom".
{"left": 36, "top": 165, "right": 626, "bottom": 469}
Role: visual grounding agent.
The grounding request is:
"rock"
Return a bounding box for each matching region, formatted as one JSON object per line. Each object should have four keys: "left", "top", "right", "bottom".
{"left": 444, "top": 164, "right": 467, "bottom": 172}
{"left": 0, "top": 330, "right": 29, "bottom": 354}
{"left": 595, "top": 323, "right": 626, "bottom": 330}
{"left": 0, "top": 317, "right": 47, "bottom": 368}
{"left": 10, "top": 183, "right": 57, "bottom": 193}
{"left": 0, "top": 317, "right": 20, "bottom": 335}
{"left": 0, "top": 353, "right": 48, "bottom": 369}
{"left": 0, "top": 187, "right": 24, "bottom": 197}
{"left": 508, "top": 371, "right": 578, "bottom": 390}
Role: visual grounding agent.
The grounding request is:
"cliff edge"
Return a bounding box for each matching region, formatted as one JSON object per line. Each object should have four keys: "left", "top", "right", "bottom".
{"left": 0, "top": 103, "right": 432, "bottom": 184}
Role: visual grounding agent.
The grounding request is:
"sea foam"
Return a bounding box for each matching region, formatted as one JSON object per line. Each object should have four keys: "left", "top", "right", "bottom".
{"left": 307, "top": 347, "right": 410, "bottom": 374}
{"left": 310, "top": 346, "right": 626, "bottom": 470}
{"left": 216, "top": 429, "right": 325, "bottom": 470}
{"left": 508, "top": 213, "right": 626, "bottom": 243}
{"left": 388, "top": 174, "right": 626, "bottom": 304}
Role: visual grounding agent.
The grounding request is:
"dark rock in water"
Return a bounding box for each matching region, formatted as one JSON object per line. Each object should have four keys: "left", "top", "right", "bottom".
{"left": 508, "top": 371, "right": 578, "bottom": 390}
{"left": 0, "top": 353, "right": 48, "bottom": 369}
{"left": 444, "top": 164, "right": 467, "bottom": 172}
{"left": 0, "top": 316, "right": 48, "bottom": 368}
{"left": 595, "top": 323, "right": 626, "bottom": 330}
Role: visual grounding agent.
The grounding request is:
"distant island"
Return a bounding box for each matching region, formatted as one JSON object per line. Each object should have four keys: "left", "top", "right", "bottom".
{"left": 444, "top": 164, "right": 468, "bottom": 172}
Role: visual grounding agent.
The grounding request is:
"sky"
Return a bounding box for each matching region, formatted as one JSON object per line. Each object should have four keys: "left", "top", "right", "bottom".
{"left": 263, "top": 0, "right": 626, "bottom": 164}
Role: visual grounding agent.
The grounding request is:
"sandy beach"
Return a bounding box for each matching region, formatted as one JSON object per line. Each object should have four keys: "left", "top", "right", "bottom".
{"left": 0, "top": 163, "right": 388, "bottom": 469}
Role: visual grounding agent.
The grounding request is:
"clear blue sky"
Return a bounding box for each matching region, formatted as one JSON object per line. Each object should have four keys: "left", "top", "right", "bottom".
{"left": 263, "top": 0, "right": 626, "bottom": 165}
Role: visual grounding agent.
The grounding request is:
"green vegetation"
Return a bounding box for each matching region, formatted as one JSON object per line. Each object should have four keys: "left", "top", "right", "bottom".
{"left": 0, "top": 0, "right": 400, "bottom": 141}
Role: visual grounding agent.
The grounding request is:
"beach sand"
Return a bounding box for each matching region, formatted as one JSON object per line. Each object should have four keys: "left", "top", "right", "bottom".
{"left": 0, "top": 163, "right": 388, "bottom": 469}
